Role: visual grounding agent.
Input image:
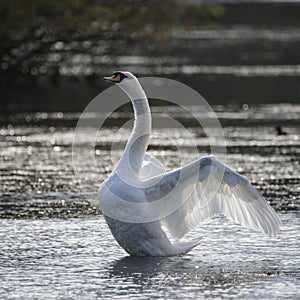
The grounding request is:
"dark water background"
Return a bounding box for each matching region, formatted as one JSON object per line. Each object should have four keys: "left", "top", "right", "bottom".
{"left": 1, "top": 2, "right": 300, "bottom": 299}
{"left": 2, "top": 2, "right": 300, "bottom": 112}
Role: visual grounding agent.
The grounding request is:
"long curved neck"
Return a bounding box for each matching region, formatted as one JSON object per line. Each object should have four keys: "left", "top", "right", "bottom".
{"left": 117, "top": 79, "right": 151, "bottom": 177}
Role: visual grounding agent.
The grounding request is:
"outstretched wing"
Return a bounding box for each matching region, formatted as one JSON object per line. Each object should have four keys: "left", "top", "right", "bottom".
{"left": 144, "top": 155, "right": 281, "bottom": 238}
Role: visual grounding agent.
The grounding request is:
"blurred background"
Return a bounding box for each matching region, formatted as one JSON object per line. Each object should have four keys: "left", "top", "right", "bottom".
{"left": 1, "top": 0, "right": 300, "bottom": 112}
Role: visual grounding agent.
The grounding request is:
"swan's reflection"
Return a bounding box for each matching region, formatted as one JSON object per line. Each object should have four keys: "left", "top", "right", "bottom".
{"left": 109, "top": 255, "right": 192, "bottom": 277}
{"left": 108, "top": 255, "right": 280, "bottom": 288}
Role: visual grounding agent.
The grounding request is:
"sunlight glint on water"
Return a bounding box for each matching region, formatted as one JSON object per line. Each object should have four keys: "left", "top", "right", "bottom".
{"left": 0, "top": 103, "right": 299, "bottom": 299}
{"left": 0, "top": 215, "right": 299, "bottom": 299}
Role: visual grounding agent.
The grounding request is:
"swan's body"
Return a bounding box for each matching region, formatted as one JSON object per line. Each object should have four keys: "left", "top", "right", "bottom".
{"left": 99, "top": 71, "right": 281, "bottom": 257}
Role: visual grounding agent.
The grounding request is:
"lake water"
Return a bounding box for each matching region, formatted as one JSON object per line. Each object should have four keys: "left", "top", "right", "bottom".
{"left": 0, "top": 103, "right": 299, "bottom": 299}
{"left": 0, "top": 214, "right": 299, "bottom": 299}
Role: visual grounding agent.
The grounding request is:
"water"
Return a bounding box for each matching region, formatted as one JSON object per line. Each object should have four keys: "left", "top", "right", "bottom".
{"left": 1, "top": 1, "right": 300, "bottom": 297}
{"left": 0, "top": 215, "right": 298, "bottom": 299}
{"left": 0, "top": 103, "right": 299, "bottom": 298}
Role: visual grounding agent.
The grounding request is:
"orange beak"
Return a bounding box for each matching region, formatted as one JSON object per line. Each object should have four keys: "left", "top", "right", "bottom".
{"left": 103, "top": 73, "right": 121, "bottom": 83}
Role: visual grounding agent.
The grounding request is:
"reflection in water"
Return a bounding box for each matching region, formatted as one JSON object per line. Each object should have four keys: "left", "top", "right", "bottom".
{"left": 111, "top": 256, "right": 167, "bottom": 276}
{"left": 109, "top": 254, "right": 280, "bottom": 286}
{"left": 106, "top": 252, "right": 284, "bottom": 299}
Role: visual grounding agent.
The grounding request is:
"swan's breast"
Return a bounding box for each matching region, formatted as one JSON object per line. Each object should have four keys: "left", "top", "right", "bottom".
{"left": 98, "top": 173, "right": 156, "bottom": 223}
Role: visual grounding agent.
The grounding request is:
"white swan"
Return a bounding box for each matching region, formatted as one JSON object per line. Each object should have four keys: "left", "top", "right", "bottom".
{"left": 99, "top": 71, "right": 281, "bottom": 257}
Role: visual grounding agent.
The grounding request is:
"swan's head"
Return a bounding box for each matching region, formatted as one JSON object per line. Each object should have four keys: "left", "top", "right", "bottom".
{"left": 103, "top": 71, "right": 136, "bottom": 84}
{"left": 103, "top": 71, "right": 145, "bottom": 100}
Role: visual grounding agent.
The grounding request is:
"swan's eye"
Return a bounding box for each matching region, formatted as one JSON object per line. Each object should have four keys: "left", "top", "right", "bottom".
{"left": 116, "top": 72, "right": 128, "bottom": 82}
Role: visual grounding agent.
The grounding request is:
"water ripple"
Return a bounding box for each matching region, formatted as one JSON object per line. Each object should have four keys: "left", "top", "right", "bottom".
{"left": 0, "top": 214, "right": 298, "bottom": 299}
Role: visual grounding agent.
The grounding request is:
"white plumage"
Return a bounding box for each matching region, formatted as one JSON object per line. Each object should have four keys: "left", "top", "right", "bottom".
{"left": 99, "top": 71, "right": 281, "bottom": 257}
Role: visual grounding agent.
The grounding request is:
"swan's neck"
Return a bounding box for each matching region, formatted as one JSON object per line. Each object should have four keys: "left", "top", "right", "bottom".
{"left": 118, "top": 79, "right": 151, "bottom": 177}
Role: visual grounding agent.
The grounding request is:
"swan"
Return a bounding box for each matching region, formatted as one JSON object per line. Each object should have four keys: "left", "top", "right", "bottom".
{"left": 98, "top": 71, "right": 281, "bottom": 257}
